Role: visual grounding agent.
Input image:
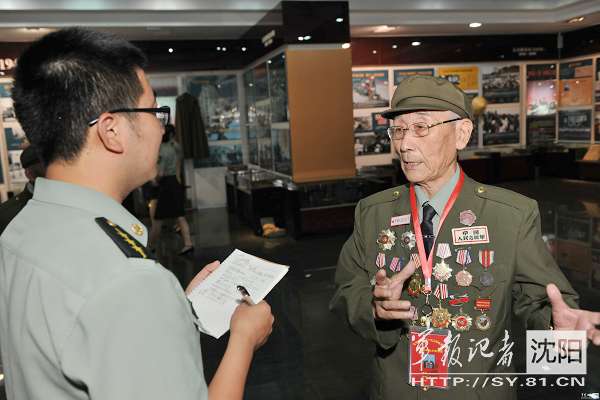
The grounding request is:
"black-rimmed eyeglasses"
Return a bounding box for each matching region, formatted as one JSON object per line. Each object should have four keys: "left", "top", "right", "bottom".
{"left": 88, "top": 106, "right": 171, "bottom": 127}
{"left": 387, "top": 117, "right": 461, "bottom": 140}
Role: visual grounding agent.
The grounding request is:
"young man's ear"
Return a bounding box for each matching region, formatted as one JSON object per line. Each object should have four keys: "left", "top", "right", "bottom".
{"left": 95, "top": 113, "right": 125, "bottom": 154}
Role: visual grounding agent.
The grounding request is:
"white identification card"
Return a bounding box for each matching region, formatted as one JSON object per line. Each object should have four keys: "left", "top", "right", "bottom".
{"left": 451, "top": 226, "right": 490, "bottom": 245}
{"left": 391, "top": 214, "right": 411, "bottom": 227}
{"left": 187, "top": 249, "right": 289, "bottom": 338}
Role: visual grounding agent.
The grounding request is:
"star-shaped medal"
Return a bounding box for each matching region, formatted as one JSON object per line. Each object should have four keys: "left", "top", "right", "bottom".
{"left": 377, "top": 229, "right": 396, "bottom": 251}
{"left": 433, "top": 260, "right": 452, "bottom": 282}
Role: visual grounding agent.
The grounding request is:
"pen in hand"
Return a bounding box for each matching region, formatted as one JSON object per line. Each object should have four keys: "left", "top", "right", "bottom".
{"left": 236, "top": 285, "right": 255, "bottom": 305}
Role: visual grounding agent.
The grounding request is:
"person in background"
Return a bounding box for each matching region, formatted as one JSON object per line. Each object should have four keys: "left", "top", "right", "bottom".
{"left": 0, "top": 145, "right": 45, "bottom": 234}
{"left": 149, "top": 123, "right": 194, "bottom": 255}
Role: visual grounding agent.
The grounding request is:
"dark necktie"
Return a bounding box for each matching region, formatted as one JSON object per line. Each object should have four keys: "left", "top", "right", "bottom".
{"left": 421, "top": 203, "right": 436, "bottom": 257}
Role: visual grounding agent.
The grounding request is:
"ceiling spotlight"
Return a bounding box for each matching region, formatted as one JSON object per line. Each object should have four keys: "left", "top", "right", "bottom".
{"left": 469, "top": 22, "right": 482, "bottom": 28}
{"left": 216, "top": 46, "right": 221, "bottom": 50}
{"left": 303, "top": 35, "right": 311, "bottom": 40}
{"left": 342, "top": 42, "right": 351, "bottom": 49}
{"left": 268, "top": 60, "right": 272, "bottom": 64}
{"left": 222, "top": 47, "right": 227, "bottom": 51}
{"left": 168, "top": 48, "right": 174, "bottom": 53}
{"left": 374, "top": 25, "right": 395, "bottom": 33}
{"left": 298, "top": 36, "right": 304, "bottom": 41}
{"left": 411, "top": 41, "right": 421, "bottom": 46}
{"left": 249, "top": 83, "right": 254, "bottom": 87}
{"left": 372, "top": 50, "right": 377, "bottom": 54}
{"left": 336, "top": 17, "right": 344, "bottom": 23}
{"left": 567, "top": 16, "right": 585, "bottom": 23}
{"left": 241, "top": 46, "right": 247, "bottom": 52}
{"left": 392, "top": 44, "right": 398, "bottom": 49}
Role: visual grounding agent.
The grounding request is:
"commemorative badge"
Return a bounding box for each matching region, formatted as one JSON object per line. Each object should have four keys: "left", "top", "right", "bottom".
{"left": 459, "top": 210, "right": 477, "bottom": 227}
{"left": 433, "top": 243, "right": 453, "bottom": 282}
{"left": 452, "top": 226, "right": 490, "bottom": 246}
{"left": 433, "top": 283, "right": 449, "bottom": 306}
{"left": 451, "top": 309, "right": 472, "bottom": 332}
{"left": 431, "top": 306, "right": 452, "bottom": 329}
{"left": 455, "top": 269, "right": 473, "bottom": 287}
{"left": 408, "top": 272, "right": 423, "bottom": 298}
{"left": 455, "top": 249, "right": 473, "bottom": 287}
{"left": 400, "top": 231, "right": 416, "bottom": 250}
{"left": 448, "top": 293, "right": 469, "bottom": 307}
{"left": 377, "top": 229, "right": 396, "bottom": 251}
{"left": 474, "top": 298, "right": 492, "bottom": 331}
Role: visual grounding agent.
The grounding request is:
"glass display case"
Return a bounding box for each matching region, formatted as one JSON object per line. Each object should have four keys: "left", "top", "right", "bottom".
{"left": 183, "top": 74, "right": 242, "bottom": 167}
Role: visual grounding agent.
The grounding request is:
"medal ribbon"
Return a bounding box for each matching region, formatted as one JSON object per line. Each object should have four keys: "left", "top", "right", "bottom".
{"left": 478, "top": 250, "right": 494, "bottom": 270}
{"left": 456, "top": 249, "right": 472, "bottom": 266}
{"left": 434, "top": 283, "right": 448, "bottom": 300}
{"left": 436, "top": 243, "right": 451, "bottom": 259}
{"left": 410, "top": 168, "right": 465, "bottom": 291}
{"left": 390, "top": 257, "right": 400, "bottom": 272}
{"left": 410, "top": 253, "right": 421, "bottom": 268}
{"left": 376, "top": 253, "right": 385, "bottom": 269}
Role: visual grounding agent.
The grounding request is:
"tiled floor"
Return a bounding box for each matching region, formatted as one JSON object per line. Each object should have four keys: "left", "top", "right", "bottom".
{"left": 1, "top": 177, "right": 599, "bottom": 399}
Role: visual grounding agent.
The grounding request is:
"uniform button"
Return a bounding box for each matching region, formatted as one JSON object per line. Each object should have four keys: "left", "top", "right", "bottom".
{"left": 476, "top": 186, "right": 485, "bottom": 194}
{"left": 132, "top": 223, "right": 144, "bottom": 236}
{"left": 393, "top": 190, "right": 400, "bottom": 199}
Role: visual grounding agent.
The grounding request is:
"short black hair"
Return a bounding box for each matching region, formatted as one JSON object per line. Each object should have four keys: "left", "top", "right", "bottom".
{"left": 12, "top": 28, "right": 147, "bottom": 164}
{"left": 162, "top": 124, "right": 175, "bottom": 143}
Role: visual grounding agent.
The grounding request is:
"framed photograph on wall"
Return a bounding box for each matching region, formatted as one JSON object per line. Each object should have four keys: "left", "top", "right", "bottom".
{"left": 482, "top": 105, "right": 520, "bottom": 145}
{"left": 558, "top": 109, "right": 592, "bottom": 141}
{"left": 352, "top": 70, "right": 390, "bottom": 109}
{"left": 437, "top": 66, "right": 479, "bottom": 92}
{"left": 559, "top": 59, "right": 593, "bottom": 107}
{"left": 481, "top": 64, "right": 520, "bottom": 104}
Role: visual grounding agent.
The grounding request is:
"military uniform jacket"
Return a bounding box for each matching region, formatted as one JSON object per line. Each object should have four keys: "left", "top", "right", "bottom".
{"left": 330, "top": 173, "right": 578, "bottom": 400}
{"left": 0, "top": 178, "right": 208, "bottom": 400}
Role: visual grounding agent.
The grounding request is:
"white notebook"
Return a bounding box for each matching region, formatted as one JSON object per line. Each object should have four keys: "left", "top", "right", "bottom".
{"left": 187, "top": 249, "right": 289, "bottom": 338}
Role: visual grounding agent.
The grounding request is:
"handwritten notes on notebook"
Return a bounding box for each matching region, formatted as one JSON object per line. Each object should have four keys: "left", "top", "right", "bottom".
{"left": 187, "top": 249, "right": 289, "bottom": 338}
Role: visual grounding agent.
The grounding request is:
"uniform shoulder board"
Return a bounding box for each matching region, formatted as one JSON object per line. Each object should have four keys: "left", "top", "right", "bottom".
{"left": 95, "top": 217, "right": 154, "bottom": 260}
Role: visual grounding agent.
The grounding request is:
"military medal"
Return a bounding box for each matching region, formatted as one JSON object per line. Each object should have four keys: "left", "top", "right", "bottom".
{"left": 431, "top": 306, "right": 452, "bottom": 329}
{"left": 474, "top": 298, "right": 492, "bottom": 331}
{"left": 478, "top": 249, "right": 495, "bottom": 287}
{"left": 433, "top": 243, "right": 452, "bottom": 282}
{"left": 408, "top": 272, "right": 423, "bottom": 297}
{"left": 376, "top": 253, "right": 385, "bottom": 269}
{"left": 419, "top": 293, "right": 434, "bottom": 328}
{"left": 377, "top": 229, "right": 396, "bottom": 251}
{"left": 455, "top": 249, "right": 473, "bottom": 287}
{"left": 389, "top": 256, "right": 402, "bottom": 272}
{"left": 410, "top": 253, "right": 421, "bottom": 268}
{"left": 400, "top": 231, "right": 416, "bottom": 250}
{"left": 448, "top": 293, "right": 469, "bottom": 306}
{"left": 433, "top": 283, "right": 448, "bottom": 307}
{"left": 451, "top": 308, "right": 472, "bottom": 332}
{"left": 459, "top": 210, "right": 477, "bottom": 227}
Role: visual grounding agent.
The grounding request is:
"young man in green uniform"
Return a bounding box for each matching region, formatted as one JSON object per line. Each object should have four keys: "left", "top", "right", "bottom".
{"left": 0, "top": 28, "right": 273, "bottom": 400}
{"left": 330, "top": 75, "right": 600, "bottom": 399}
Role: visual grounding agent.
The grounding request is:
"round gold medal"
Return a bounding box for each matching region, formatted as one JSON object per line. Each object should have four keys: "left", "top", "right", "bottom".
{"left": 431, "top": 307, "right": 452, "bottom": 329}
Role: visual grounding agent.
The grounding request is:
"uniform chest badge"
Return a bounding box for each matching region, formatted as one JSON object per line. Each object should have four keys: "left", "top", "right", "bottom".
{"left": 451, "top": 309, "right": 472, "bottom": 332}
{"left": 433, "top": 260, "right": 453, "bottom": 282}
{"left": 431, "top": 306, "right": 452, "bottom": 329}
{"left": 400, "top": 231, "right": 416, "bottom": 250}
{"left": 459, "top": 210, "right": 477, "bottom": 226}
{"left": 377, "top": 229, "right": 396, "bottom": 251}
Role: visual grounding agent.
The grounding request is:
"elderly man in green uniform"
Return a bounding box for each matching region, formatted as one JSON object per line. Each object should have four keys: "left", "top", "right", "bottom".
{"left": 0, "top": 146, "right": 45, "bottom": 234}
{"left": 330, "top": 75, "right": 600, "bottom": 399}
{"left": 0, "top": 28, "right": 274, "bottom": 400}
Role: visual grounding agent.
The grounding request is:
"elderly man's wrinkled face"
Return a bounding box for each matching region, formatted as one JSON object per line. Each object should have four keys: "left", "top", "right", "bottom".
{"left": 392, "top": 111, "right": 472, "bottom": 188}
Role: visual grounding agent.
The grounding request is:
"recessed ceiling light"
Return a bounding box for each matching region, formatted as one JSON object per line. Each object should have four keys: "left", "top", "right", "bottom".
{"left": 567, "top": 16, "right": 585, "bottom": 23}
{"left": 469, "top": 22, "right": 482, "bottom": 28}
{"left": 411, "top": 41, "right": 421, "bottom": 46}
{"left": 222, "top": 47, "right": 227, "bottom": 51}
{"left": 336, "top": 17, "right": 344, "bottom": 23}
{"left": 268, "top": 60, "right": 272, "bottom": 64}
{"left": 342, "top": 43, "right": 351, "bottom": 49}
{"left": 304, "top": 35, "right": 311, "bottom": 40}
{"left": 168, "top": 48, "right": 174, "bottom": 53}
{"left": 298, "top": 36, "right": 304, "bottom": 41}
{"left": 241, "top": 47, "right": 247, "bottom": 52}
{"left": 249, "top": 83, "right": 254, "bottom": 87}
{"left": 392, "top": 44, "right": 398, "bottom": 49}
{"left": 216, "top": 46, "right": 221, "bottom": 50}
{"left": 374, "top": 25, "right": 395, "bottom": 33}
{"left": 372, "top": 50, "right": 377, "bottom": 54}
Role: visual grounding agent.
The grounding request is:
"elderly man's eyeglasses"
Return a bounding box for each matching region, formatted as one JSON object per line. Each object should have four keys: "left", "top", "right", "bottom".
{"left": 387, "top": 117, "right": 461, "bottom": 140}
{"left": 88, "top": 106, "right": 171, "bottom": 127}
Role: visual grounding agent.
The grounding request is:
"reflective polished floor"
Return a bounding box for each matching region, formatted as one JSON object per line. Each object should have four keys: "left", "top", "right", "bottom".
{"left": 1, "top": 177, "right": 599, "bottom": 399}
